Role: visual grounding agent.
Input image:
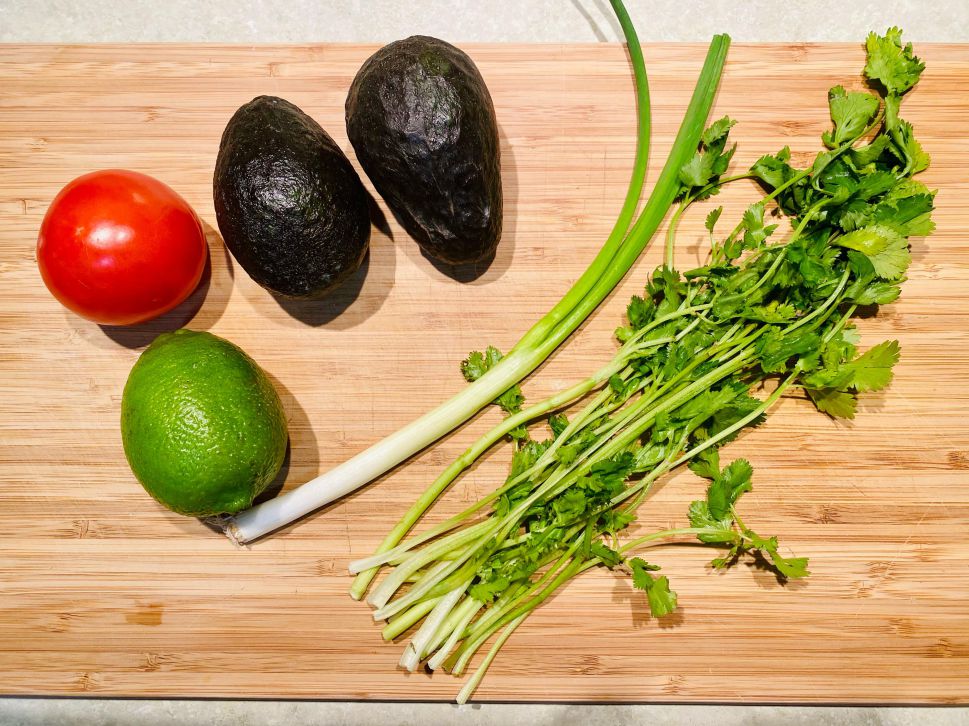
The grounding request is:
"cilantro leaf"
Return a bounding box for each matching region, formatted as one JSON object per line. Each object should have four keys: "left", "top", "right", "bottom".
{"left": 688, "top": 447, "right": 720, "bottom": 481}
{"left": 890, "top": 119, "right": 931, "bottom": 174}
{"left": 834, "top": 224, "right": 911, "bottom": 280}
{"left": 552, "top": 489, "right": 587, "bottom": 525}
{"left": 770, "top": 552, "right": 811, "bottom": 580}
{"left": 741, "top": 202, "right": 778, "bottom": 250}
{"left": 743, "top": 531, "right": 810, "bottom": 580}
{"left": 548, "top": 413, "right": 569, "bottom": 438}
{"left": 509, "top": 438, "right": 552, "bottom": 479}
{"left": 872, "top": 192, "right": 935, "bottom": 237}
{"left": 757, "top": 328, "right": 822, "bottom": 373}
{"left": 750, "top": 146, "right": 798, "bottom": 190}
{"left": 848, "top": 340, "right": 900, "bottom": 392}
{"left": 677, "top": 116, "right": 737, "bottom": 199}
{"left": 556, "top": 443, "right": 578, "bottom": 466}
{"left": 822, "top": 85, "right": 880, "bottom": 147}
{"left": 849, "top": 280, "right": 901, "bottom": 306}
{"left": 702, "top": 116, "right": 736, "bottom": 147}
{"left": 707, "top": 459, "right": 753, "bottom": 520}
{"left": 743, "top": 301, "right": 797, "bottom": 323}
{"left": 462, "top": 346, "right": 525, "bottom": 415}
{"left": 630, "top": 558, "right": 677, "bottom": 617}
{"left": 847, "top": 133, "right": 892, "bottom": 168}
{"left": 460, "top": 346, "right": 501, "bottom": 382}
{"left": 469, "top": 576, "right": 510, "bottom": 603}
{"left": 806, "top": 386, "right": 857, "bottom": 419}
{"left": 705, "top": 206, "right": 723, "bottom": 235}
{"left": 688, "top": 499, "right": 738, "bottom": 543}
{"left": 600, "top": 509, "right": 636, "bottom": 536}
{"left": 626, "top": 295, "right": 656, "bottom": 329}
{"left": 590, "top": 541, "right": 622, "bottom": 568}
{"left": 864, "top": 27, "right": 925, "bottom": 98}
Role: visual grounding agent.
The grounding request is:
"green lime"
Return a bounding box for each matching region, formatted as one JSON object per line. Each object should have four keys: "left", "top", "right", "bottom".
{"left": 121, "top": 329, "right": 288, "bottom": 517}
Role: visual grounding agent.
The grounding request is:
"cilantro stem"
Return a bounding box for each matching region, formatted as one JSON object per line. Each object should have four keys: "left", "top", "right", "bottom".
{"left": 455, "top": 613, "right": 527, "bottom": 705}
{"left": 782, "top": 268, "right": 850, "bottom": 335}
{"left": 664, "top": 370, "right": 798, "bottom": 472}
{"left": 618, "top": 526, "right": 734, "bottom": 554}
{"left": 665, "top": 196, "right": 692, "bottom": 269}
{"left": 427, "top": 597, "right": 483, "bottom": 671}
{"left": 369, "top": 523, "right": 495, "bottom": 610}
{"left": 821, "top": 304, "right": 857, "bottom": 345}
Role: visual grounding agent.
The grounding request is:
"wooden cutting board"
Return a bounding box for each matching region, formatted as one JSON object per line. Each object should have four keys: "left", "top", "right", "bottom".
{"left": 1, "top": 42, "right": 967, "bottom": 704}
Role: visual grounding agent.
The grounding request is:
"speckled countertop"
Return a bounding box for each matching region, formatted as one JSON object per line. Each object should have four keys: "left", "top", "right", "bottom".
{"left": 2, "top": 1, "right": 967, "bottom": 724}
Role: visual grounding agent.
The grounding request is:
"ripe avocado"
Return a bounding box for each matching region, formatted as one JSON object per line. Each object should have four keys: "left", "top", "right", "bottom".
{"left": 214, "top": 95, "right": 371, "bottom": 298}
{"left": 345, "top": 36, "right": 502, "bottom": 266}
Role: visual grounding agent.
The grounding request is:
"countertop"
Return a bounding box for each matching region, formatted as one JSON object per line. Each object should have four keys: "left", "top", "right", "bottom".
{"left": 2, "top": 1, "right": 967, "bottom": 724}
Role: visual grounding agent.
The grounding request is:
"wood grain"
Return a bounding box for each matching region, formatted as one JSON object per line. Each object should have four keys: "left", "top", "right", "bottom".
{"left": 0, "top": 42, "right": 967, "bottom": 703}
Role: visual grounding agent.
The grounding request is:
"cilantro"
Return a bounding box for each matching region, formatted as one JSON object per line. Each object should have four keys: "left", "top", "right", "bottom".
{"left": 834, "top": 225, "right": 911, "bottom": 280}
{"left": 509, "top": 438, "right": 552, "bottom": 479}
{"left": 556, "top": 443, "right": 579, "bottom": 466}
{"left": 469, "top": 577, "right": 510, "bottom": 603}
{"left": 890, "top": 119, "right": 931, "bottom": 174}
{"left": 705, "top": 206, "right": 723, "bottom": 235}
{"left": 872, "top": 192, "right": 935, "bottom": 237}
{"left": 822, "top": 85, "right": 880, "bottom": 148}
{"left": 757, "top": 328, "right": 822, "bottom": 373}
{"left": 688, "top": 447, "right": 720, "bottom": 481}
{"left": 864, "top": 28, "right": 925, "bottom": 98}
{"left": 590, "top": 541, "right": 622, "bottom": 568}
{"left": 609, "top": 373, "right": 630, "bottom": 396}
{"left": 847, "top": 134, "right": 891, "bottom": 168}
{"left": 630, "top": 558, "right": 678, "bottom": 617}
{"left": 461, "top": 346, "right": 502, "bottom": 382}
{"left": 364, "top": 30, "right": 931, "bottom": 694}
{"left": 804, "top": 338, "right": 899, "bottom": 392}
{"left": 742, "top": 531, "right": 810, "bottom": 580}
{"left": 806, "top": 386, "right": 857, "bottom": 419}
{"left": 677, "top": 116, "right": 737, "bottom": 199}
{"left": 708, "top": 460, "right": 754, "bottom": 519}
{"left": 548, "top": 413, "right": 569, "bottom": 438}
{"left": 741, "top": 202, "right": 777, "bottom": 250}
{"left": 750, "top": 146, "right": 797, "bottom": 190}
{"left": 847, "top": 340, "right": 901, "bottom": 392}
{"left": 626, "top": 294, "right": 656, "bottom": 329}
{"left": 462, "top": 345, "right": 525, "bottom": 415}
{"left": 600, "top": 509, "right": 636, "bottom": 536}
{"left": 849, "top": 280, "right": 901, "bottom": 306}
{"left": 688, "top": 457, "right": 752, "bottom": 542}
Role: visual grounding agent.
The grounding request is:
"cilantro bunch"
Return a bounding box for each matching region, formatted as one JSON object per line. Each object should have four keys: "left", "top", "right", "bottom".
{"left": 350, "top": 28, "right": 931, "bottom": 703}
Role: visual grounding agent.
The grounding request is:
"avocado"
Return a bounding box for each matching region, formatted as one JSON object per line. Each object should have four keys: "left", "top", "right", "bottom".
{"left": 214, "top": 95, "right": 371, "bottom": 298}
{"left": 345, "top": 36, "right": 502, "bottom": 266}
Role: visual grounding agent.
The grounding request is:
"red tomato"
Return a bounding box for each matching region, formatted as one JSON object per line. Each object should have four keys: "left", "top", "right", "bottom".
{"left": 37, "top": 169, "right": 207, "bottom": 326}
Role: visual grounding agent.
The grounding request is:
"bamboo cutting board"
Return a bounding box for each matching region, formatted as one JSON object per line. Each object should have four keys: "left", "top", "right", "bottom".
{"left": 1, "top": 42, "right": 968, "bottom": 704}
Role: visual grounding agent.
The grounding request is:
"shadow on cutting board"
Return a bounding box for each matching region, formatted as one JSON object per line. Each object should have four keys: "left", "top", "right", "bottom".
{"left": 611, "top": 575, "right": 687, "bottom": 630}
{"left": 98, "top": 221, "right": 234, "bottom": 349}
{"left": 568, "top": 0, "right": 621, "bottom": 42}
{"left": 253, "top": 369, "right": 319, "bottom": 505}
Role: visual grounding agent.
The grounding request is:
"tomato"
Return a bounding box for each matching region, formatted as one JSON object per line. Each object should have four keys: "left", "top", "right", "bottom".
{"left": 37, "top": 170, "right": 207, "bottom": 326}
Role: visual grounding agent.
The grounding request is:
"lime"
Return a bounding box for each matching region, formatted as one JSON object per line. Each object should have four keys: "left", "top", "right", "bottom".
{"left": 121, "top": 329, "right": 288, "bottom": 517}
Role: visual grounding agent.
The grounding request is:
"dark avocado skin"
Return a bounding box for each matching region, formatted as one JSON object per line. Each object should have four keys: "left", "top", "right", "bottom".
{"left": 214, "top": 95, "right": 371, "bottom": 298}
{"left": 345, "top": 36, "right": 502, "bottom": 266}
